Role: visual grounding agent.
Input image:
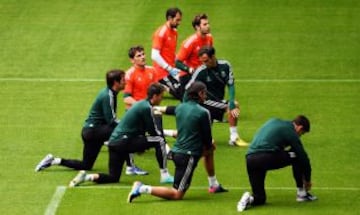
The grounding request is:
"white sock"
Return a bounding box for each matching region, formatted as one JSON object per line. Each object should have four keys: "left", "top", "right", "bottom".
{"left": 297, "top": 187, "right": 306, "bottom": 196}
{"left": 160, "top": 168, "right": 170, "bottom": 178}
{"left": 51, "top": 157, "right": 61, "bottom": 165}
{"left": 230, "top": 126, "right": 239, "bottom": 141}
{"left": 85, "top": 174, "right": 95, "bottom": 182}
{"left": 165, "top": 144, "right": 171, "bottom": 154}
{"left": 139, "top": 185, "right": 152, "bottom": 194}
{"left": 208, "top": 176, "right": 219, "bottom": 187}
{"left": 249, "top": 195, "right": 254, "bottom": 203}
{"left": 163, "top": 129, "right": 176, "bottom": 137}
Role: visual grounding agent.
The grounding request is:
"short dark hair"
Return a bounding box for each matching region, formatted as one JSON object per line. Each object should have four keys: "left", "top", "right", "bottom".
{"left": 128, "top": 45, "right": 144, "bottom": 59}
{"left": 147, "top": 83, "right": 165, "bottom": 99}
{"left": 192, "top": 13, "right": 208, "bottom": 29}
{"left": 166, "top": 7, "right": 182, "bottom": 20}
{"left": 106, "top": 69, "right": 125, "bottom": 88}
{"left": 293, "top": 115, "right": 311, "bottom": 132}
{"left": 198, "top": 45, "right": 215, "bottom": 58}
{"left": 187, "top": 81, "right": 207, "bottom": 101}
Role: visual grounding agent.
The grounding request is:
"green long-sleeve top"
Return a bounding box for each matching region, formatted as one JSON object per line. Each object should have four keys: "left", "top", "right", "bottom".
{"left": 171, "top": 100, "right": 213, "bottom": 157}
{"left": 247, "top": 118, "right": 312, "bottom": 181}
{"left": 108, "top": 99, "right": 161, "bottom": 143}
{"left": 83, "top": 87, "right": 118, "bottom": 128}
{"left": 188, "top": 59, "right": 236, "bottom": 109}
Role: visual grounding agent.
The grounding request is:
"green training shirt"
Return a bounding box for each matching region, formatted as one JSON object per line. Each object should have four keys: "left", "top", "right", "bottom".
{"left": 189, "top": 59, "right": 236, "bottom": 109}
{"left": 108, "top": 99, "right": 161, "bottom": 143}
{"left": 83, "top": 87, "right": 118, "bottom": 128}
{"left": 247, "top": 118, "right": 312, "bottom": 181}
{"left": 171, "top": 100, "right": 213, "bottom": 157}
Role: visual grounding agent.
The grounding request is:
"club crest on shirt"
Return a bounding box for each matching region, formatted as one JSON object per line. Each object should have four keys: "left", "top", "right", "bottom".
{"left": 221, "top": 71, "right": 226, "bottom": 78}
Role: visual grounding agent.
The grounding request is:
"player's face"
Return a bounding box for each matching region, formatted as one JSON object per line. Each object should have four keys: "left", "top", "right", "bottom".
{"left": 132, "top": 50, "right": 146, "bottom": 67}
{"left": 115, "top": 76, "right": 125, "bottom": 91}
{"left": 295, "top": 125, "right": 306, "bottom": 136}
{"left": 198, "top": 19, "right": 210, "bottom": 35}
{"left": 152, "top": 92, "right": 164, "bottom": 105}
{"left": 169, "top": 13, "right": 182, "bottom": 29}
{"left": 199, "top": 53, "right": 216, "bottom": 68}
{"left": 198, "top": 89, "right": 207, "bottom": 103}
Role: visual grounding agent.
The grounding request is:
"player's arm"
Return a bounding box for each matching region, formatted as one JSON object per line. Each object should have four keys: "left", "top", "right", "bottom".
{"left": 289, "top": 136, "right": 312, "bottom": 183}
{"left": 145, "top": 106, "right": 163, "bottom": 136}
{"left": 153, "top": 105, "right": 177, "bottom": 115}
{"left": 102, "top": 93, "right": 118, "bottom": 127}
{"left": 123, "top": 75, "right": 137, "bottom": 108}
{"left": 228, "top": 84, "right": 236, "bottom": 110}
{"left": 226, "top": 62, "right": 236, "bottom": 110}
{"left": 175, "top": 59, "right": 194, "bottom": 74}
{"left": 151, "top": 48, "right": 180, "bottom": 76}
{"left": 226, "top": 62, "right": 240, "bottom": 117}
{"left": 200, "top": 111, "right": 213, "bottom": 151}
{"left": 123, "top": 93, "right": 137, "bottom": 108}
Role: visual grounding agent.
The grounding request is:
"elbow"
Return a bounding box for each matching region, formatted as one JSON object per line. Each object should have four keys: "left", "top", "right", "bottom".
{"left": 151, "top": 48, "right": 158, "bottom": 61}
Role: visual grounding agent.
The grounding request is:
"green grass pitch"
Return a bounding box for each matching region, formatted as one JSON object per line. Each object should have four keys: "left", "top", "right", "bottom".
{"left": 0, "top": 0, "right": 359, "bottom": 214}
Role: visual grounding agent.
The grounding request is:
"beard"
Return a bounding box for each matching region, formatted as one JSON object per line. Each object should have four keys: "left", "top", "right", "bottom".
{"left": 170, "top": 23, "right": 179, "bottom": 29}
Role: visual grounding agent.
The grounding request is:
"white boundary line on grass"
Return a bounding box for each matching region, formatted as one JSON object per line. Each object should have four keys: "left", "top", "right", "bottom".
{"left": 73, "top": 185, "right": 360, "bottom": 191}
{"left": 1, "top": 78, "right": 360, "bottom": 83}
{"left": 44, "top": 186, "right": 66, "bottom": 215}
{"left": 44, "top": 185, "right": 359, "bottom": 215}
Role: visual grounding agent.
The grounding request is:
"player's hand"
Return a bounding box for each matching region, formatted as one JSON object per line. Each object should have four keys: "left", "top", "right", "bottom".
{"left": 153, "top": 106, "right": 167, "bottom": 113}
{"left": 189, "top": 67, "right": 194, "bottom": 74}
{"left": 229, "top": 107, "right": 240, "bottom": 118}
{"left": 168, "top": 66, "right": 180, "bottom": 77}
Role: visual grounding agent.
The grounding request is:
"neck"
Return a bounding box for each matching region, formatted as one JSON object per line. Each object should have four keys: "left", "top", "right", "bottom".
{"left": 135, "top": 64, "right": 145, "bottom": 69}
{"left": 197, "top": 31, "right": 207, "bottom": 38}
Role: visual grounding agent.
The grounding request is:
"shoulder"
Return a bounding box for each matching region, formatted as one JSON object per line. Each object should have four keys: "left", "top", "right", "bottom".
{"left": 125, "top": 67, "right": 136, "bottom": 79}
{"left": 155, "top": 24, "right": 169, "bottom": 37}
{"left": 195, "top": 64, "right": 207, "bottom": 72}
{"left": 131, "top": 99, "right": 148, "bottom": 110}
{"left": 217, "top": 59, "right": 231, "bottom": 67}
{"left": 96, "top": 87, "right": 112, "bottom": 100}
{"left": 217, "top": 60, "right": 232, "bottom": 73}
{"left": 197, "top": 104, "right": 211, "bottom": 121}
{"left": 193, "top": 65, "right": 207, "bottom": 76}
{"left": 145, "top": 65, "right": 156, "bottom": 72}
{"left": 182, "top": 34, "right": 198, "bottom": 48}
{"left": 205, "top": 34, "right": 214, "bottom": 42}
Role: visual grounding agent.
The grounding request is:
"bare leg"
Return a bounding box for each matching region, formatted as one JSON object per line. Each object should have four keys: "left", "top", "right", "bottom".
{"left": 151, "top": 187, "right": 185, "bottom": 200}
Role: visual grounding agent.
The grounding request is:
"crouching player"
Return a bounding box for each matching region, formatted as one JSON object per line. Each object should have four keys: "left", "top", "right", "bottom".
{"left": 127, "top": 82, "right": 227, "bottom": 203}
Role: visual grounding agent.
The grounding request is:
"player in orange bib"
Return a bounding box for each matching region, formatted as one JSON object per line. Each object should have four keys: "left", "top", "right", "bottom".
{"left": 123, "top": 45, "right": 158, "bottom": 176}
{"left": 176, "top": 13, "right": 213, "bottom": 93}
{"left": 124, "top": 46, "right": 157, "bottom": 110}
{"left": 151, "top": 7, "right": 183, "bottom": 100}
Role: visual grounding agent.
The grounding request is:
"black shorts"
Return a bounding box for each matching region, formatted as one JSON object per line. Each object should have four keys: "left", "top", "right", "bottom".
{"left": 159, "top": 75, "right": 184, "bottom": 100}
{"left": 171, "top": 152, "right": 200, "bottom": 192}
{"left": 202, "top": 100, "right": 227, "bottom": 121}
